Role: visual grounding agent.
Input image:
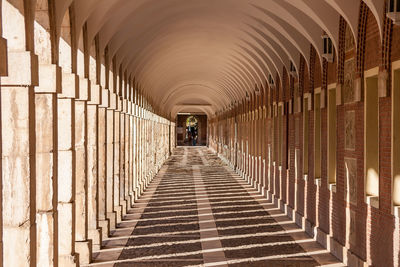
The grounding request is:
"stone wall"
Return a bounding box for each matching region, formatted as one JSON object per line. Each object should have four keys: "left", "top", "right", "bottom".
{"left": 0, "top": 1, "right": 174, "bottom": 266}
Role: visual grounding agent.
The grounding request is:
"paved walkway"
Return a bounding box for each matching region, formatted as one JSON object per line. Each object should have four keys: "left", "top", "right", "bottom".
{"left": 89, "top": 147, "right": 343, "bottom": 267}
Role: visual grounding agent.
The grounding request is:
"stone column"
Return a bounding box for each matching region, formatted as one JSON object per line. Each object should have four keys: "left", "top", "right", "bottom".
{"left": 106, "top": 104, "right": 116, "bottom": 229}
{"left": 74, "top": 78, "right": 91, "bottom": 264}
{"left": 1, "top": 51, "right": 38, "bottom": 267}
{"left": 119, "top": 101, "right": 127, "bottom": 216}
{"left": 57, "top": 72, "right": 78, "bottom": 266}
{"left": 124, "top": 101, "right": 132, "bottom": 208}
{"left": 128, "top": 103, "right": 135, "bottom": 206}
{"left": 34, "top": 64, "right": 61, "bottom": 267}
{"left": 113, "top": 96, "right": 122, "bottom": 223}
{"left": 98, "top": 88, "right": 109, "bottom": 240}
{"left": 133, "top": 114, "right": 139, "bottom": 200}
{"left": 137, "top": 115, "right": 143, "bottom": 196}
{"left": 87, "top": 83, "right": 102, "bottom": 251}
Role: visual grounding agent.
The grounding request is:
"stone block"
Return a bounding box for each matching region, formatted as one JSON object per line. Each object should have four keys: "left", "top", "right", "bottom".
{"left": 75, "top": 102, "right": 86, "bottom": 146}
{"left": 1, "top": 51, "right": 38, "bottom": 86}
{"left": 60, "top": 72, "right": 78, "bottom": 98}
{"left": 88, "top": 83, "right": 101, "bottom": 105}
{"left": 1, "top": 86, "right": 30, "bottom": 155}
{"left": 35, "top": 94, "right": 55, "bottom": 152}
{"left": 57, "top": 203, "right": 74, "bottom": 255}
{"left": 2, "top": 155, "right": 31, "bottom": 225}
{"left": 36, "top": 152, "right": 54, "bottom": 210}
{"left": 57, "top": 98, "right": 73, "bottom": 150}
{"left": 0, "top": 37, "right": 8, "bottom": 76}
{"left": 58, "top": 151, "right": 73, "bottom": 202}
{"left": 78, "top": 77, "right": 89, "bottom": 101}
{"left": 35, "top": 64, "right": 61, "bottom": 93}
{"left": 3, "top": 224, "right": 32, "bottom": 266}
{"left": 36, "top": 212, "right": 55, "bottom": 267}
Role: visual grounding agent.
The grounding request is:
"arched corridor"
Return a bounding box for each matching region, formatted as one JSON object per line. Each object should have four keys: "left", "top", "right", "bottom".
{"left": 1, "top": 0, "right": 400, "bottom": 266}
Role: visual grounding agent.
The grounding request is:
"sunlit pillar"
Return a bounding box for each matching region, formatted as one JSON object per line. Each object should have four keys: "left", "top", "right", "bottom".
{"left": 98, "top": 87, "right": 109, "bottom": 239}
{"left": 34, "top": 63, "right": 60, "bottom": 267}
{"left": 74, "top": 78, "right": 91, "bottom": 264}
{"left": 57, "top": 72, "right": 79, "bottom": 266}
{"left": 87, "top": 83, "right": 102, "bottom": 251}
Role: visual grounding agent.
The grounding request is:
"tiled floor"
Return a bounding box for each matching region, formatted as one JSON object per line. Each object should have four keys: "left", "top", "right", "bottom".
{"left": 88, "top": 147, "right": 344, "bottom": 267}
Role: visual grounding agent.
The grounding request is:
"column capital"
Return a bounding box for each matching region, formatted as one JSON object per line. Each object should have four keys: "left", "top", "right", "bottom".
{"left": 77, "top": 77, "right": 89, "bottom": 101}
{"left": 121, "top": 99, "right": 129, "bottom": 114}
{"left": 88, "top": 83, "right": 101, "bottom": 105}
{"left": 1, "top": 51, "right": 38, "bottom": 86}
{"left": 108, "top": 91, "right": 117, "bottom": 110}
{"left": 116, "top": 97, "right": 123, "bottom": 112}
{"left": 127, "top": 101, "right": 133, "bottom": 115}
{"left": 60, "top": 72, "right": 78, "bottom": 99}
{"left": 100, "top": 88, "right": 109, "bottom": 108}
{"left": 35, "top": 64, "right": 61, "bottom": 93}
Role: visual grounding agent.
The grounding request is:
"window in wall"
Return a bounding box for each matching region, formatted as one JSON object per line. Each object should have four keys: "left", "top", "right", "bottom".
{"left": 314, "top": 90, "right": 322, "bottom": 180}
{"left": 303, "top": 94, "right": 310, "bottom": 178}
{"left": 393, "top": 62, "right": 400, "bottom": 213}
{"left": 364, "top": 68, "right": 379, "bottom": 208}
{"left": 328, "top": 84, "right": 337, "bottom": 189}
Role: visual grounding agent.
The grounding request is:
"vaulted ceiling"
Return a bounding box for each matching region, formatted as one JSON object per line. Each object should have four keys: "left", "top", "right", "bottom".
{"left": 54, "top": 0, "right": 384, "bottom": 117}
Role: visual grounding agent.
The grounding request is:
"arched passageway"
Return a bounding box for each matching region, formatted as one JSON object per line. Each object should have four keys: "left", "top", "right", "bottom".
{"left": 0, "top": 0, "right": 400, "bottom": 266}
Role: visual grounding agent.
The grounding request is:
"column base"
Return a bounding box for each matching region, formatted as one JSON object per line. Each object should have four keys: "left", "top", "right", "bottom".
{"left": 135, "top": 187, "right": 141, "bottom": 200}
{"left": 88, "top": 228, "right": 102, "bottom": 251}
{"left": 59, "top": 254, "right": 78, "bottom": 267}
{"left": 121, "top": 198, "right": 128, "bottom": 216}
{"left": 75, "top": 240, "right": 92, "bottom": 265}
{"left": 128, "top": 193, "right": 135, "bottom": 207}
{"left": 115, "top": 204, "right": 123, "bottom": 223}
{"left": 98, "top": 219, "right": 109, "bottom": 240}
{"left": 107, "top": 212, "right": 117, "bottom": 230}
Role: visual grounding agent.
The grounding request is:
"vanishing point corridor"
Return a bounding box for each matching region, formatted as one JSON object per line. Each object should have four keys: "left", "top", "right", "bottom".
{"left": 2, "top": 0, "right": 400, "bottom": 266}
{"left": 90, "top": 147, "right": 341, "bottom": 267}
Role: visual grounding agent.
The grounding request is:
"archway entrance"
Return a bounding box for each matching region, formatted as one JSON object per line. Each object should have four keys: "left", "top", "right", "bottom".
{"left": 186, "top": 116, "right": 199, "bottom": 146}
{"left": 176, "top": 114, "right": 208, "bottom": 146}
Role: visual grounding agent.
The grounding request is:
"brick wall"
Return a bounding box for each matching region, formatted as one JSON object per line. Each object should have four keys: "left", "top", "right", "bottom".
{"left": 208, "top": 1, "right": 400, "bottom": 266}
